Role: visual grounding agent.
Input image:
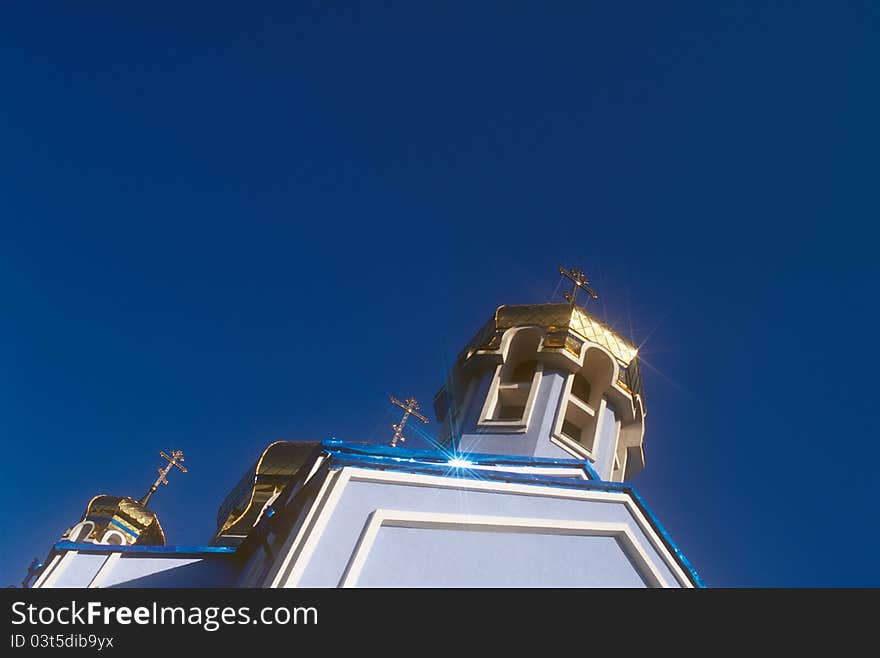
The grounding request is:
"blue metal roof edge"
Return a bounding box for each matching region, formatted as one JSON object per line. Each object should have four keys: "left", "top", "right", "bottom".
{"left": 320, "top": 448, "right": 705, "bottom": 588}
{"left": 326, "top": 453, "right": 609, "bottom": 490}
{"left": 625, "top": 488, "right": 707, "bottom": 588}
{"left": 53, "top": 540, "right": 236, "bottom": 557}
{"left": 320, "top": 439, "right": 602, "bottom": 479}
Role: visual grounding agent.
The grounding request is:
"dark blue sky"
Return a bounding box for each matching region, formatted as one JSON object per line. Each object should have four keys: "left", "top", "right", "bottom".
{"left": 2, "top": 2, "right": 878, "bottom": 587}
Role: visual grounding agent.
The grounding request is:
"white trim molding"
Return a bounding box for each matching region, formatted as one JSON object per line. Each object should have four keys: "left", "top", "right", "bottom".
{"left": 87, "top": 552, "right": 122, "bottom": 588}
{"left": 477, "top": 363, "right": 544, "bottom": 432}
{"left": 339, "top": 509, "right": 669, "bottom": 588}
{"left": 264, "top": 468, "right": 347, "bottom": 588}
{"left": 31, "top": 554, "right": 64, "bottom": 589}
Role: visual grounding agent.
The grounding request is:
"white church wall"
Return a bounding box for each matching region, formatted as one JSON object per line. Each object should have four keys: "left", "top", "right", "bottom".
{"left": 354, "top": 521, "right": 647, "bottom": 587}
{"left": 269, "top": 467, "right": 690, "bottom": 588}
{"left": 34, "top": 551, "right": 240, "bottom": 588}
{"left": 98, "top": 556, "right": 238, "bottom": 588}
{"left": 42, "top": 553, "right": 106, "bottom": 588}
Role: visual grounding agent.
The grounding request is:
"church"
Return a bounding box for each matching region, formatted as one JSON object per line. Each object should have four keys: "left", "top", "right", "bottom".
{"left": 27, "top": 269, "right": 703, "bottom": 588}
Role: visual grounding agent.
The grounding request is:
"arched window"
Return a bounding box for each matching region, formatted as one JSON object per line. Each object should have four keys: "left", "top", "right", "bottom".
{"left": 552, "top": 348, "right": 615, "bottom": 457}
{"left": 69, "top": 521, "right": 94, "bottom": 543}
{"left": 479, "top": 329, "right": 543, "bottom": 427}
{"left": 570, "top": 373, "right": 592, "bottom": 405}
{"left": 556, "top": 374, "right": 598, "bottom": 452}
{"left": 101, "top": 530, "right": 126, "bottom": 546}
{"left": 508, "top": 360, "right": 538, "bottom": 384}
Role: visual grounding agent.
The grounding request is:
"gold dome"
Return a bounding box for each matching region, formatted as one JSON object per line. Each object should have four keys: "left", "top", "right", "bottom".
{"left": 460, "top": 303, "right": 643, "bottom": 401}
{"left": 215, "top": 441, "right": 319, "bottom": 538}
{"left": 65, "top": 494, "right": 165, "bottom": 546}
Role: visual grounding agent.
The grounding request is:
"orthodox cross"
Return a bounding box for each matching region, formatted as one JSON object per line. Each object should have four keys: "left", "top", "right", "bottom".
{"left": 559, "top": 266, "right": 598, "bottom": 307}
{"left": 389, "top": 396, "right": 429, "bottom": 447}
{"left": 140, "top": 450, "right": 188, "bottom": 506}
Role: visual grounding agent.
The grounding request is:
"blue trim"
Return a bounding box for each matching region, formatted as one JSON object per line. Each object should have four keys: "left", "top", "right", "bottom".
{"left": 625, "top": 488, "right": 706, "bottom": 588}
{"left": 579, "top": 460, "right": 601, "bottom": 481}
{"left": 321, "top": 439, "right": 601, "bottom": 479}
{"left": 84, "top": 515, "right": 140, "bottom": 538}
{"left": 108, "top": 518, "right": 140, "bottom": 538}
{"left": 53, "top": 541, "right": 236, "bottom": 557}
{"left": 327, "top": 453, "right": 605, "bottom": 489}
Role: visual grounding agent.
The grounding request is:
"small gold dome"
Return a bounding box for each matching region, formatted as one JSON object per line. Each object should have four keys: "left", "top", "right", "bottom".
{"left": 65, "top": 494, "right": 166, "bottom": 546}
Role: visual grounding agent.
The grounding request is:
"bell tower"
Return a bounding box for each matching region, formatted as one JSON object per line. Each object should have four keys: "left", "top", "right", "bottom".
{"left": 434, "top": 268, "right": 646, "bottom": 481}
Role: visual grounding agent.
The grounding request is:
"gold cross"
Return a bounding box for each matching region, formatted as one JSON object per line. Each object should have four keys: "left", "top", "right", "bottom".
{"left": 389, "top": 396, "right": 429, "bottom": 447}
{"left": 140, "top": 450, "right": 188, "bottom": 506}
{"left": 559, "top": 266, "right": 598, "bottom": 307}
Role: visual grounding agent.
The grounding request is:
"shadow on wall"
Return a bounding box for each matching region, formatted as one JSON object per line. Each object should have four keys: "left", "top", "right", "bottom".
{"left": 107, "top": 558, "right": 240, "bottom": 588}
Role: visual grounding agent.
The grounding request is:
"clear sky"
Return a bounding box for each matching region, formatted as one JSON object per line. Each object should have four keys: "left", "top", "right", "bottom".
{"left": 1, "top": 2, "right": 878, "bottom": 587}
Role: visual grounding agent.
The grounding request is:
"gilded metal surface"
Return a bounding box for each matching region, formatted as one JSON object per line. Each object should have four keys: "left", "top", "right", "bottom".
{"left": 389, "top": 396, "right": 429, "bottom": 447}
{"left": 559, "top": 266, "right": 599, "bottom": 307}
{"left": 466, "top": 317, "right": 500, "bottom": 355}
{"left": 140, "top": 449, "right": 188, "bottom": 506}
{"left": 459, "top": 303, "right": 643, "bottom": 404}
{"left": 563, "top": 334, "right": 584, "bottom": 357}
{"left": 543, "top": 329, "right": 584, "bottom": 357}
{"left": 71, "top": 494, "right": 166, "bottom": 545}
{"left": 542, "top": 330, "right": 567, "bottom": 350}
{"left": 484, "top": 331, "right": 503, "bottom": 350}
{"left": 463, "top": 303, "right": 638, "bottom": 366}
{"left": 216, "top": 441, "right": 319, "bottom": 535}
{"left": 566, "top": 308, "right": 639, "bottom": 365}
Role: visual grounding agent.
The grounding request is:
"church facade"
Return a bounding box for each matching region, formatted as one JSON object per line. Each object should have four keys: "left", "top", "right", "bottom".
{"left": 29, "top": 273, "right": 703, "bottom": 588}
